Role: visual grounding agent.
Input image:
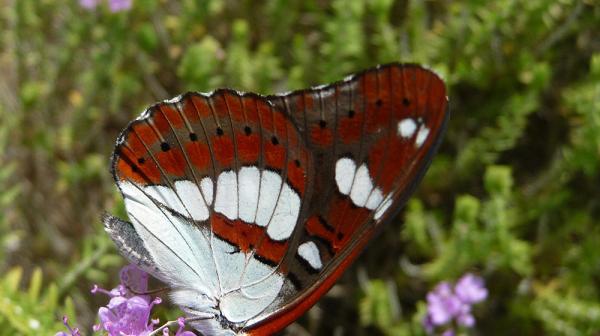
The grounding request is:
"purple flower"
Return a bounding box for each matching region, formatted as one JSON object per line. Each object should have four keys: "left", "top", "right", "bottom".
{"left": 426, "top": 282, "right": 463, "bottom": 325}
{"left": 79, "top": 0, "right": 132, "bottom": 12}
{"left": 455, "top": 273, "right": 488, "bottom": 304}
{"left": 55, "top": 316, "right": 81, "bottom": 336}
{"left": 165, "top": 317, "right": 197, "bottom": 336}
{"left": 96, "top": 296, "right": 161, "bottom": 335}
{"left": 423, "top": 273, "right": 487, "bottom": 335}
{"left": 79, "top": 0, "right": 100, "bottom": 9}
{"left": 441, "top": 330, "right": 455, "bottom": 336}
{"left": 92, "top": 264, "right": 161, "bottom": 335}
{"left": 108, "top": 0, "right": 132, "bottom": 12}
{"left": 456, "top": 306, "right": 475, "bottom": 327}
{"left": 57, "top": 264, "right": 194, "bottom": 335}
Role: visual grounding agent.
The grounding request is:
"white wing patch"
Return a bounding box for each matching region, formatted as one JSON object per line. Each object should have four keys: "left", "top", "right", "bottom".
{"left": 120, "top": 165, "right": 302, "bottom": 330}
{"left": 349, "top": 164, "right": 375, "bottom": 207}
{"left": 211, "top": 168, "right": 300, "bottom": 240}
{"left": 174, "top": 180, "right": 210, "bottom": 221}
{"left": 142, "top": 181, "right": 211, "bottom": 221}
{"left": 200, "top": 177, "right": 214, "bottom": 206}
{"left": 220, "top": 271, "right": 283, "bottom": 323}
{"left": 238, "top": 166, "right": 260, "bottom": 223}
{"left": 255, "top": 170, "right": 283, "bottom": 228}
{"left": 266, "top": 183, "right": 300, "bottom": 241}
{"left": 335, "top": 158, "right": 356, "bottom": 195}
{"left": 374, "top": 194, "right": 394, "bottom": 220}
{"left": 120, "top": 182, "right": 218, "bottom": 296}
{"left": 212, "top": 236, "right": 247, "bottom": 294}
{"left": 415, "top": 125, "right": 430, "bottom": 147}
{"left": 398, "top": 118, "right": 417, "bottom": 138}
{"left": 212, "top": 235, "right": 285, "bottom": 323}
{"left": 215, "top": 171, "right": 238, "bottom": 220}
{"left": 143, "top": 185, "right": 188, "bottom": 217}
{"left": 336, "top": 158, "right": 387, "bottom": 211}
{"left": 298, "top": 241, "right": 322, "bottom": 270}
{"left": 240, "top": 255, "right": 277, "bottom": 288}
{"left": 365, "top": 187, "right": 384, "bottom": 210}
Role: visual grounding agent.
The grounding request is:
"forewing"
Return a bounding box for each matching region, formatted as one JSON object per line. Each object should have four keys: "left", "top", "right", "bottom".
{"left": 245, "top": 64, "right": 448, "bottom": 334}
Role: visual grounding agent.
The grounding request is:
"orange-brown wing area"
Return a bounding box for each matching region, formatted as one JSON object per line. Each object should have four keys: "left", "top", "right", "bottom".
{"left": 111, "top": 90, "right": 312, "bottom": 267}
{"left": 246, "top": 64, "right": 448, "bottom": 334}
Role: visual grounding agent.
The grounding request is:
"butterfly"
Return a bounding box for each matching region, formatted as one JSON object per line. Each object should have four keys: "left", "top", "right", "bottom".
{"left": 103, "top": 63, "right": 449, "bottom": 335}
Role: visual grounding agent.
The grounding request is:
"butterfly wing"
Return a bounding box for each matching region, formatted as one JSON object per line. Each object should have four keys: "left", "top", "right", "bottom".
{"left": 242, "top": 64, "right": 448, "bottom": 334}
{"left": 106, "top": 90, "right": 316, "bottom": 334}
{"left": 105, "top": 63, "right": 448, "bottom": 335}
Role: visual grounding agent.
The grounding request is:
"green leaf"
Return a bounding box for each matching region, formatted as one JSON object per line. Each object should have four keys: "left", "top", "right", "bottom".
{"left": 27, "top": 268, "right": 42, "bottom": 301}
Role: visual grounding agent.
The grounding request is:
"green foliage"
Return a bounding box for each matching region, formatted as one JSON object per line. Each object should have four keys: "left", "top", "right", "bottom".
{"left": 0, "top": 267, "right": 75, "bottom": 335}
{"left": 1, "top": 0, "right": 599, "bottom": 335}
{"left": 411, "top": 165, "right": 532, "bottom": 279}
{"left": 530, "top": 288, "right": 600, "bottom": 336}
{"left": 178, "top": 37, "right": 224, "bottom": 91}
{"left": 562, "top": 53, "right": 600, "bottom": 176}
{"left": 360, "top": 280, "right": 397, "bottom": 331}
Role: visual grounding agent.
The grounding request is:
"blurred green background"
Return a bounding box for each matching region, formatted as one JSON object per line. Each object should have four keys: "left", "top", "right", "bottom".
{"left": 1, "top": 0, "right": 599, "bottom": 335}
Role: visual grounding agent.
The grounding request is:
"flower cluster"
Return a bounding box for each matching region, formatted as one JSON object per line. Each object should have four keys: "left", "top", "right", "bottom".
{"left": 423, "top": 273, "right": 488, "bottom": 335}
{"left": 56, "top": 265, "right": 194, "bottom": 336}
{"left": 79, "top": 0, "right": 132, "bottom": 12}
